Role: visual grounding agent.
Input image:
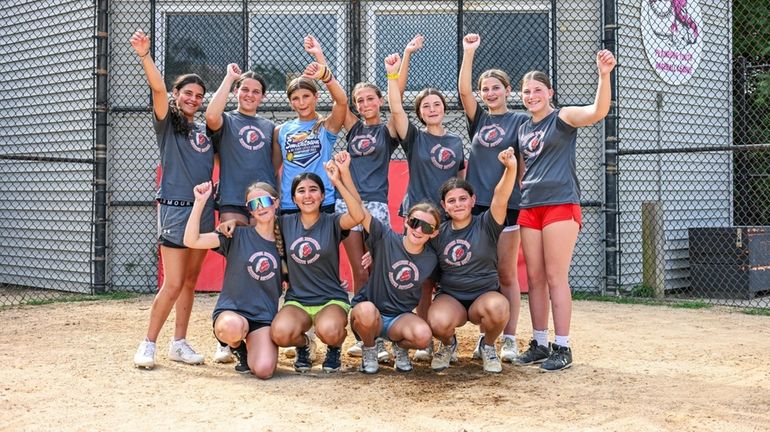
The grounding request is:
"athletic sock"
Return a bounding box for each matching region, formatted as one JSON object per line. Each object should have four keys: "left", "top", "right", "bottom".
{"left": 502, "top": 334, "right": 516, "bottom": 343}
{"left": 554, "top": 335, "right": 570, "bottom": 348}
{"left": 533, "top": 329, "right": 549, "bottom": 347}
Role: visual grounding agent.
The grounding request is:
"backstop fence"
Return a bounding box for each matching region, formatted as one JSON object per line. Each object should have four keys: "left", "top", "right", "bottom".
{"left": 0, "top": 0, "right": 768, "bottom": 308}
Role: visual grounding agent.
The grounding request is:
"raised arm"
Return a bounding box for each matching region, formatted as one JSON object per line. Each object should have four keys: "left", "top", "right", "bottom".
{"left": 130, "top": 30, "right": 168, "bottom": 120}
{"left": 398, "top": 35, "right": 423, "bottom": 95}
{"left": 183, "top": 181, "right": 221, "bottom": 249}
{"left": 490, "top": 147, "right": 518, "bottom": 225}
{"left": 271, "top": 126, "right": 282, "bottom": 179}
{"left": 304, "top": 35, "right": 328, "bottom": 65}
{"left": 303, "top": 62, "right": 348, "bottom": 134}
{"left": 205, "top": 63, "right": 241, "bottom": 132}
{"left": 333, "top": 150, "right": 373, "bottom": 231}
{"left": 324, "top": 159, "right": 365, "bottom": 230}
{"left": 559, "top": 50, "right": 616, "bottom": 128}
{"left": 458, "top": 33, "right": 480, "bottom": 121}
{"left": 385, "top": 54, "right": 409, "bottom": 140}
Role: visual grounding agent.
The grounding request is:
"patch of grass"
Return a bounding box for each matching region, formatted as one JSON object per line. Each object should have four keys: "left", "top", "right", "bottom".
{"left": 572, "top": 292, "right": 712, "bottom": 310}
{"left": 741, "top": 307, "right": 770, "bottom": 316}
{"left": 630, "top": 284, "right": 656, "bottom": 298}
{"left": 670, "top": 300, "right": 712, "bottom": 309}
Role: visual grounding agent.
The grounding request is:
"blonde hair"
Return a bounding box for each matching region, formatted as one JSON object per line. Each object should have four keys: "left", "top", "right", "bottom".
{"left": 406, "top": 201, "right": 441, "bottom": 229}
{"left": 245, "top": 182, "right": 283, "bottom": 258}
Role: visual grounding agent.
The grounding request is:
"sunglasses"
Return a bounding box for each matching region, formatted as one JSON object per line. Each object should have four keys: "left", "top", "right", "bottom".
{"left": 405, "top": 217, "right": 437, "bottom": 234}
{"left": 246, "top": 196, "right": 275, "bottom": 211}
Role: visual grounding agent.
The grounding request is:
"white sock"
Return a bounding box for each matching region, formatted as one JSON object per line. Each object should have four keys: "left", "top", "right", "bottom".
{"left": 503, "top": 334, "right": 516, "bottom": 343}
{"left": 533, "top": 329, "right": 549, "bottom": 347}
{"left": 554, "top": 335, "right": 570, "bottom": 348}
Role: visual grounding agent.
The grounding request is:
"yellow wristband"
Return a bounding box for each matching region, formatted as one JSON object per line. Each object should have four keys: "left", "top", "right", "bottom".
{"left": 386, "top": 73, "right": 399, "bottom": 80}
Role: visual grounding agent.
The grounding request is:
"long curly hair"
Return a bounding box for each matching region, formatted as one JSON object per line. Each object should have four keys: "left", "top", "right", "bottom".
{"left": 168, "top": 74, "right": 206, "bottom": 135}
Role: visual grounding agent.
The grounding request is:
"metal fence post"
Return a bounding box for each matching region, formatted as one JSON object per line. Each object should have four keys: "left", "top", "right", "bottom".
{"left": 93, "top": 0, "right": 110, "bottom": 294}
{"left": 602, "top": 0, "right": 619, "bottom": 294}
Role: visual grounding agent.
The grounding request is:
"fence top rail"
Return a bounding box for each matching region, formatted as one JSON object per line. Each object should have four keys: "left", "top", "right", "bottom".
{"left": 618, "top": 143, "right": 770, "bottom": 156}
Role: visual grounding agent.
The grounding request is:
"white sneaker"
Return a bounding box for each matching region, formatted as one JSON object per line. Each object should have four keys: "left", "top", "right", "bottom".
{"left": 359, "top": 345, "right": 379, "bottom": 374}
{"left": 481, "top": 342, "right": 503, "bottom": 373}
{"left": 134, "top": 340, "right": 156, "bottom": 369}
{"left": 347, "top": 340, "right": 363, "bottom": 357}
{"left": 168, "top": 339, "right": 204, "bottom": 365}
{"left": 375, "top": 338, "right": 391, "bottom": 363}
{"left": 431, "top": 336, "right": 457, "bottom": 372}
{"left": 500, "top": 337, "right": 519, "bottom": 363}
{"left": 392, "top": 343, "right": 412, "bottom": 373}
{"left": 213, "top": 344, "right": 235, "bottom": 363}
{"left": 472, "top": 334, "right": 484, "bottom": 360}
{"left": 413, "top": 340, "right": 434, "bottom": 361}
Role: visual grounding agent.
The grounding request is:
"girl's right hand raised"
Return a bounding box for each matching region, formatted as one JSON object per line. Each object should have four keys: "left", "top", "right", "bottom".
{"left": 384, "top": 54, "right": 401, "bottom": 75}
{"left": 404, "top": 35, "right": 424, "bottom": 54}
{"left": 303, "top": 35, "right": 323, "bottom": 57}
{"left": 193, "top": 181, "right": 213, "bottom": 202}
{"left": 129, "top": 30, "right": 150, "bottom": 57}
{"left": 226, "top": 63, "right": 242, "bottom": 81}
{"left": 463, "top": 33, "right": 480, "bottom": 51}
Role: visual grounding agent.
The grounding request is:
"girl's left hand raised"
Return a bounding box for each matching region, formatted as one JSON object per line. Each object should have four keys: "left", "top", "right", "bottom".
{"left": 497, "top": 147, "right": 517, "bottom": 169}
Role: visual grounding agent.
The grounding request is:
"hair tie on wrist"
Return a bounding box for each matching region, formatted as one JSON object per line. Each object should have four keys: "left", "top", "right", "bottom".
{"left": 386, "top": 72, "right": 399, "bottom": 80}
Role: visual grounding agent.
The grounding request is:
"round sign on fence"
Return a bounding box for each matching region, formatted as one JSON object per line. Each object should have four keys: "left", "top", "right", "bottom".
{"left": 641, "top": 0, "right": 703, "bottom": 85}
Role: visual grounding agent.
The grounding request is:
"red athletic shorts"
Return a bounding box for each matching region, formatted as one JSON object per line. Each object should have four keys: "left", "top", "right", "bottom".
{"left": 518, "top": 204, "right": 582, "bottom": 230}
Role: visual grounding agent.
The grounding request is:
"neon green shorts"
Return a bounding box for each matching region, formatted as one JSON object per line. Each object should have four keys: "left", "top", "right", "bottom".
{"left": 282, "top": 299, "right": 351, "bottom": 321}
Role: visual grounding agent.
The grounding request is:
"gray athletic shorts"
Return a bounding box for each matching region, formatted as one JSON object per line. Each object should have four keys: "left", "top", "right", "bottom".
{"left": 335, "top": 199, "right": 390, "bottom": 232}
{"left": 157, "top": 202, "right": 215, "bottom": 248}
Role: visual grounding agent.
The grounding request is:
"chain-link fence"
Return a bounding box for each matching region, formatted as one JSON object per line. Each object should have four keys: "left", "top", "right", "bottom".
{"left": 1, "top": 1, "right": 768, "bottom": 308}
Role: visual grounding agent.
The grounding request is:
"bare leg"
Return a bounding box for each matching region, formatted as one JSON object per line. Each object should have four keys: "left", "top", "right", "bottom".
{"left": 497, "top": 230, "right": 521, "bottom": 337}
{"left": 341, "top": 231, "right": 369, "bottom": 294}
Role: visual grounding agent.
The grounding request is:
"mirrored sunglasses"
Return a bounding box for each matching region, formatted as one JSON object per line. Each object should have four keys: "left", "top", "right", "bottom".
{"left": 405, "top": 217, "right": 436, "bottom": 234}
{"left": 246, "top": 196, "right": 275, "bottom": 211}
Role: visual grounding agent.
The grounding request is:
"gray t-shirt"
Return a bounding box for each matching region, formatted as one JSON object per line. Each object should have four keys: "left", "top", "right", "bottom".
{"left": 154, "top": 114, "right": 214, "bottom": 201}
{"left": 346, "top": 121, "right": 399, "bottom": 203}
{"left": 518, "top": 109, "right": 580, "bottom": 208}
{"left": 208, "top": 111, "right": 276, "bottom": 206}
{"left": 466, "top": 102, "right": 526, "bottom": 208}
{"left": 281, "top": 212, "right": 349, "bottom": 305}
{"left": 212, "top": 226, "right": 282, "bottom": 323}
{"left": 351, "top": 218, "right": 438, "bottom": 316}
{"left": 401, "top": 122, "right": 466, "bottom": 211}
{"left": 435, "top": 210, "right": 503, "bottom": 302}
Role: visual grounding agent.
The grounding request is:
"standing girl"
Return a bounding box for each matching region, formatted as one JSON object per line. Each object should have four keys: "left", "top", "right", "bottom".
{"left": 514, "top": 50, "right": 616, "bottom": 372}
{"left": 427, "top": 147, "right": 518, "bottom": 374}
{"left": 205, "top": 64, "right": 277, "bottom": 364}
{"left": 183, "top": 181, "right": 282, "bottom": 379}
{"left": 385, "top": 51, "right": 466, "bottom": 360}
{"left": 269, "top": 152, "right": 364, "bottom": 373}
{"left": 130, "top": 30, "right": 214, "bottom": 369}
{"left": 458, "top": 33, "right": 528, "bottom": 362}
{"left": 273, "top": 62, "right": 348, "bottom": 215}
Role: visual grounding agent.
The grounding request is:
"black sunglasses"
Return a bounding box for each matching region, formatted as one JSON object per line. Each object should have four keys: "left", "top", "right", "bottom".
{"left": 405, "top": 217, "right": 437, "bottom": 234}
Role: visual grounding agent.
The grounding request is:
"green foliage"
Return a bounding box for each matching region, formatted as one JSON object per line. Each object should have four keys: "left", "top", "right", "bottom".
{"left": 630, "top": 284, "right": 655, "bottom": 298}
{"left": 741, "top": 307, "right": 770, "bottom": 316}
{"left": 3, "top": 292, "right": 139, "bottom": 309}
{"left": 733, "top": 1, "right": 770, "bottom": 59}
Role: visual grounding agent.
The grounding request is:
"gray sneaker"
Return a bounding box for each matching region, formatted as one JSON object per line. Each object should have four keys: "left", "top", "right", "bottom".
{"left": 514, "top": 339, "right": 551, "bottom": 365}
{"left": 500, "top": 337, "right": 519, "bottom": 363}
{"left": 540, "top": 343, "right": 572, "bottom": 372}
{"left": 431, "top": 336, "right": 457, "bottom": 372}
{"left": 347, "top": 340, "right": 363, "bottom": 357}
{"left": 481, "top": 341, "right": 503, "bottom": 373}
{"left": 375, "top": 338, "right": 391, "bottom": 363}
{"left": 392, "top": 343, "right": 412, "bottom": 373}
{"left": 359, "top": 345, "right": 379, "bottom": 374}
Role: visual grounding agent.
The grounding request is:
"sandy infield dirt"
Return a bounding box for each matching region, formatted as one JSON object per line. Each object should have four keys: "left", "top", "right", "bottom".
{"left": 1, "top": 295, "right": 768, "bottom": 431}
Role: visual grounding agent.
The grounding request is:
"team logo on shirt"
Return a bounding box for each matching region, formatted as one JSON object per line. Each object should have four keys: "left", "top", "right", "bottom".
{"left": 289, "top": 237, "right": 321, "bottom": 265}
{"left": 349, "top": 133, "right": 377, "bottom": 156}
{"left": 285, "top": 129, "right": 321, "bottom": 168}
{"left": 520, "top": 130, "right": 545, "bottom": 159}
{"left": 388, "top": 260, "right": 420, "bottom": 290}
{"left": 477, "top": 124, "right": 505, "bottom": 148}
{"left": 246, "top": 251, "right": 279, "bottom": 281}
{"left": 238, "top": 125, "right": 267, "bottom": 151}
{"left": 443, "top": 240, "right": 472, "bottom": 266}
{"left": 189, "top": 131, "right": 212, "bottom": 153}
{"left": 430, "top": 144, "right": 457, "bottom": 170}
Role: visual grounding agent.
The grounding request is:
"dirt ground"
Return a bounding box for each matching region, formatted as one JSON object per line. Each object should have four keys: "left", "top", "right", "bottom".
{"left": 1, "top": 295, "right": 769, "bottom": 432}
